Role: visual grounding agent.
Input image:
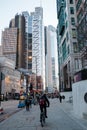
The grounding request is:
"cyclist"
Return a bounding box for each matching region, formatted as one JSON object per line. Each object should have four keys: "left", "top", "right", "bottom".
{"left": 39, "top": 92, "right": 50, "bottom": 118}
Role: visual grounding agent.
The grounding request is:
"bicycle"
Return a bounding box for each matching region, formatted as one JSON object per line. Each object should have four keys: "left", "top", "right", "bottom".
{"left": 40, "top": 108, "right": 45, "bottom": 127}
{"left": 40, "top": 104, "right": 49, "bottom": 127}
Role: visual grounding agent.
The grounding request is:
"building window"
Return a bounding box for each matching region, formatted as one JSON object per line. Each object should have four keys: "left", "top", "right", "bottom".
{"left": 62, "top": 39, "right": 66, "bottom": 61}
{"left": 65, "top": 21, "right": 68, "bottom": 29}
{"left": 70, "top": 7, "right": 74, "bottom": 14}
{"left": 71, "top": 17, "right": 75, "bottom": 25}
{"left": 70, "top": 0, "right": 73, "bottom": 4}
{"left": 67, "top": 45, "right": 70, "bottom": 54}
{"left": 65, "top": 12, "right": 67, "bottom": 19}
{"left": 75, "top": 58, "right": 79, "bottom": 70}
{"left": 73, "top": 42, "right": 78, "bottom": 53}
{"left": 66, "top": 32, "right": 69, "bottom": 41}
{"left": 68, "top": 61, "right": 70, "bottom": 72}
{"left": 72, "top": 29, "right": 76, "bottom": 38}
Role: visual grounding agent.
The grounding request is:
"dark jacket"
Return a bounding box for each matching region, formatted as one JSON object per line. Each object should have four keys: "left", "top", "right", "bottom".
{"left": 39, "top": 94, "right": 50, "bottom": 107}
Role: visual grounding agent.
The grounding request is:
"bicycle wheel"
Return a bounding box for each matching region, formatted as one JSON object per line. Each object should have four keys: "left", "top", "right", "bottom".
{"left": 41, "top": 117, "right": 44, "bottom": 127}
{"left": 43, "top": 114, "right": 45, "bottom": 123}
{"left": 41, "top": 113, "right": 45, "bottom": 127}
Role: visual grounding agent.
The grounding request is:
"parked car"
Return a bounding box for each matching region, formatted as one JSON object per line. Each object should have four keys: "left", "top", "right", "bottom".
{"left": 14, "top": 93, "right": 20, "bottom": 100}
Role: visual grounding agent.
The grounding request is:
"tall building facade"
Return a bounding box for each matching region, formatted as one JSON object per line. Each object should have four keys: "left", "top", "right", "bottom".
{"left": 15, "top": 14, "right": 26, "bottom": 69}
{"left": 45, "top": 25, "right": 59, "bottom": 92}
{"left": 31, "top": 7, "right": 45, "bottom": 90}
{"left": 0, "top": 56, "right": 21, "bottom": 98}
{"left": 1, "top": 7, "right": 45, "bottom": 90}
{"left": 75, "top": 0, "right": 87, "bottom": 68}
{"left": 2, "top": 28, "right": 18, "bottom": 63}
{"left": 56, "top": 0, "right": 80, "bottom": 92}
{"left": 48, "top": 26, "right": 59, "bottom": 90}
{"left": 44, "top": 26, "right": 53, "bottom": 91}
{"left": 1, "top": 14, "right": 26, "bottom": 69}
{"left": 22, "top": 11, "right": 33, "bottom": 70}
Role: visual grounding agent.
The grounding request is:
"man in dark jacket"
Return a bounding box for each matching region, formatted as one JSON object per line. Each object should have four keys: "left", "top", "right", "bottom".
{"left": 39, "top": 93, "right": 50, "bottom": 118}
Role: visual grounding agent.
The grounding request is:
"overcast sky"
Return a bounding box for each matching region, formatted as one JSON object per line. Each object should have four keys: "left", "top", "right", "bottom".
{"left": 0, "top": 0, "right": 58, "bottom": 44}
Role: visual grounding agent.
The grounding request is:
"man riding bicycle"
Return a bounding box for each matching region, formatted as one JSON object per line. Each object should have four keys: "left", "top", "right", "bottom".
{"left": 39, "top": 92, "right": 50, "bottom": 118}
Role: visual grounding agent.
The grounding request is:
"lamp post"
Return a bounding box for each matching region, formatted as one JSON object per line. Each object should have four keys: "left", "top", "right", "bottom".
{"left": 33, "top": 56, "right": 38, "bottom": 90}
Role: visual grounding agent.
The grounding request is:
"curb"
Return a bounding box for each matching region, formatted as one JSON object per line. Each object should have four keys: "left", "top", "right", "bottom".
{"left": 0, "top": 108, "right": 24, "bottom": 123}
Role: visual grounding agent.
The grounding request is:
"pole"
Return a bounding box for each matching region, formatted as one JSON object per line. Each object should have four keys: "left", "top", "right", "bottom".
{"left": 33, "top": 56, "right": 37, "bottom": 90}
{"left": 26, "top": 75, "right": 28, "bottom": 94}
{"left": 36, "top": 57, "right": 38, "bottom": 90}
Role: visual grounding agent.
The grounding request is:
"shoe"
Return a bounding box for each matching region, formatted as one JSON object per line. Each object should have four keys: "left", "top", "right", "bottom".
{"left": 45, "top": 116, "right": 48, "bottom": 118}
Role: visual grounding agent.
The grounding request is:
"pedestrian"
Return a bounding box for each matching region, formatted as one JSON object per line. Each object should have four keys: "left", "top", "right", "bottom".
{"left": 59, "top": 94, "right": 62, "bottom": 103}
{"left": 25, "top": 96, "right": 30, "bottom": 111}
{"left": 39, "top": 92, "right": 50, "bottom": 119}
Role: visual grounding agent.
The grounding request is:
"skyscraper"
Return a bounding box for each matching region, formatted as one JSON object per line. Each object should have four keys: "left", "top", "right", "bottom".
{"left": 75, "top": 0, "right": 87, "bottom": 69}
{"left": 15, "top": 14, "right": 26, "bottom": 69}
{"left": 31, "top": 7, "right": 45, "bottom": 90}
{"left": 56, "top": 0, "right": 79, "bottom": 92}
{"left": 1, "top": 7, "right": 45, "bottom": 90}
{"left": 44, "top": 26, "right": 53, "bottom": 91}
{"left": 2, "top": 27, "right": 17, "bottom": 63}
{"left": 48, "top": 25, "right": 58, "bottom": 90}
{"left": 2, "top": 14, "right": 26, "bottom": 69}
{"left": 44, "top": 25, "right": 59, "bottom": 92}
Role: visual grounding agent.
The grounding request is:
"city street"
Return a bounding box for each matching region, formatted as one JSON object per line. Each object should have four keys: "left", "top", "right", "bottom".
{"left": 0, "top": 100, "right": 22, "bottom": 122}
{"left": 0, "top": 99, "right": 87, "bottom": 130}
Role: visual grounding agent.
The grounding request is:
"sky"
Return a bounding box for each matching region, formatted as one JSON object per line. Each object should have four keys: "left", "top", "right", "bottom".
{"left": 0, "top": 0, "right": 58, "bottom": 44}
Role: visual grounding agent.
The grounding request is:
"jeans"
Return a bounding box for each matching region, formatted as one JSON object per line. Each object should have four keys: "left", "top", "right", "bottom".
{"left": 40, "top": 106, "right": 47, "bottom": 117}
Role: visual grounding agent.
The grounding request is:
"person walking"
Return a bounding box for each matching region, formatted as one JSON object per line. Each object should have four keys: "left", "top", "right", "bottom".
{"left": 25, "top": 96, "right": 30, "bottom": 111}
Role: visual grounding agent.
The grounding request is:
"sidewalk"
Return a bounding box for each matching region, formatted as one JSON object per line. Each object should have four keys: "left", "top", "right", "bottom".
{"left": 0, "top": 99, "right": 87, "bottom": 130}
{"left": 0, "top": 100, "right": 22, "bottom": 122}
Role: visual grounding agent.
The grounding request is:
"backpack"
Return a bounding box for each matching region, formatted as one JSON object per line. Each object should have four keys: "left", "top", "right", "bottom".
{"left": 39, "top": 98, "right": 45, "bottom": 106}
